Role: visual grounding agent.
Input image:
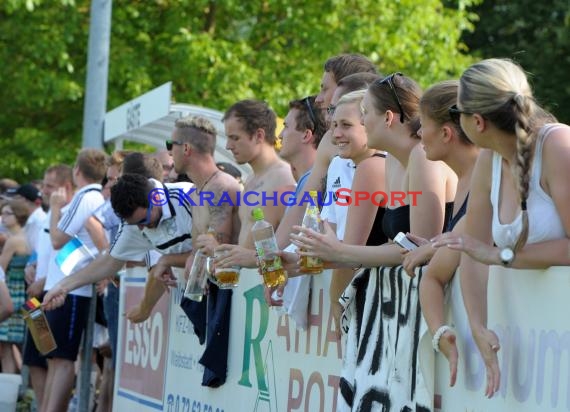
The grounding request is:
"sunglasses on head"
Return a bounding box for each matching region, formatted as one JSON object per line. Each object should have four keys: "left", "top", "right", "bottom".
{"left": 302, "top": 96, "right": 317, "bottom": 128}
{"left": 165, "top": 139, "right": 184, "bottom": 151}
{"left": 448, "top": 104, "right": 473, "bottom": 124}
{"left": 378, "top": 72, "right": 405, "bottom": 124}
{"left": 326, "top": 104, "right": 336, "bottom": 117}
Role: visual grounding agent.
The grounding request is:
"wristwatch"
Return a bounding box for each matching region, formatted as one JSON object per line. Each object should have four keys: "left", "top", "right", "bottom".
{"left": 499, "top": 247, "right": 515, "bottom": 266}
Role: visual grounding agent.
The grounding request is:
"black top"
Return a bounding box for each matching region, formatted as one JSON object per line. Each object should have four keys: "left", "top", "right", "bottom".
{"left": 364, "top": 152, "right": 389, "bottom": 246}
{"left": 382, "top": 202, "right": 454, "bottom": 240}
{"left": 366, "top": 207, "right": 387, "bottom": 246}
{"left": 446, "top": 194, "right": 469, "bottom": 232}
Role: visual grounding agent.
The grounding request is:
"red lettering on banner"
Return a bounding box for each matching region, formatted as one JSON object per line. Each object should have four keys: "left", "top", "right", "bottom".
{"left": 277, "top": 287, "right": 342, "bottom": 360}
{"left": 287, "top": 368, "right": 340, "bottom": 412}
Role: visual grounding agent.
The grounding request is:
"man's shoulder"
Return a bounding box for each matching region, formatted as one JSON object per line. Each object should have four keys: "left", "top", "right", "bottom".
{"left": 211, "top": 172, "right": 241, "bottom": 193}
{"left": 72, "top": 183, "right": 104, "bottom": 203}
{"left": 165, "top": 181, "right": 194, "bottom": 192}
{"left": 66, "top": 185, "right": 103, "bottom": 214}
{"left": 264, "top": 160, "right": 295, "bottom": 185}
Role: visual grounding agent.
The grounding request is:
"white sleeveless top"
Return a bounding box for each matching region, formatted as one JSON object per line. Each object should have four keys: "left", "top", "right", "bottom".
{"left": 491, "top": 123, "right": 567, "bottom": 248}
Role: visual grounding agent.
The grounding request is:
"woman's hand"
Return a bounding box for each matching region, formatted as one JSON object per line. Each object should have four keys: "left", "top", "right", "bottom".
{"left": 472, "top": 325, "right": 501, "bottom": 397}
{"left": 290, "top": 221, "right": 342, "bottom": 263}
{"left": 402, "top": 243, "right": 434, "bottom": 277}
{"left": 431, "top": 233, "right": 500, "bottom": 266}
{"left": 438, "top": 330, "right": 459, "bottom": 387}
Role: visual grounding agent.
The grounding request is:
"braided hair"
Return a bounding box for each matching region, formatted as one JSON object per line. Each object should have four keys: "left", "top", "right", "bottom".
{"left": 459, "top": 58, "right": 556, "bottom": 251}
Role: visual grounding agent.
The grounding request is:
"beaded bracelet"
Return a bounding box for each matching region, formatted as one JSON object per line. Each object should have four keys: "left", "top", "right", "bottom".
{"left": 432, "top": 325, "right": 454, "bottom": 352}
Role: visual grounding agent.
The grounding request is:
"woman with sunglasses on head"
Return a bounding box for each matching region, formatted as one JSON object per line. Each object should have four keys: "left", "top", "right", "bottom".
{"left": 293, "top": 73, "right": 456, "bottom": 411}
{"left": 412, "top": 81, "right": 479, "bottom": 389}
{"left": 432, "top": 58, "right": 570, "bottom": 398}
{"left": 0, "top": 198, "right": 31, "bottom": 374}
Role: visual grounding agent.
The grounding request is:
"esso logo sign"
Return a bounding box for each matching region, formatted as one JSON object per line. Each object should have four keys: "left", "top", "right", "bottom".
{"left": 124, "top": 312, "right": 164, "bottom": 370}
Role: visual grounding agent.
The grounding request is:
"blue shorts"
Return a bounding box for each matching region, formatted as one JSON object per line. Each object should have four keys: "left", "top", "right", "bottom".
{"left": 45, "top": 294, "right": 91, "bottom": 361}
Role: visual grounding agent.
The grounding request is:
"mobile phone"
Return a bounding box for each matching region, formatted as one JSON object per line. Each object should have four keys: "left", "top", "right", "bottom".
{"left": 394, "top": 232, "right": 418, "bottom": 251}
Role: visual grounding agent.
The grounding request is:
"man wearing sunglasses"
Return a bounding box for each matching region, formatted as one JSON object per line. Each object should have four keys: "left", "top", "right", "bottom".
{"left": 42, "top": 172, "right": 195, "bottom": 312}
{"left": 128, "top": 116, "right": 242, "bottom": 320}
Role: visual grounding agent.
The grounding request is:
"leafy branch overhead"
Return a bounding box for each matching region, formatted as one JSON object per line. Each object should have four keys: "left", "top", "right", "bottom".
{"left": 2, "top": 0, "right": 567, "bottom": 181}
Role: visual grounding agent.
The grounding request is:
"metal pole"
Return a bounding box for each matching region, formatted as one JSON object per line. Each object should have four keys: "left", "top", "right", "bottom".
{"left": 78, "top": 285, "right": 98, "bottom": 412}
{"left": 82, "top": 0, "right": 112, "bottom": 149}
{"left": 78, "top": 2, "right": 112, "bottom": 408}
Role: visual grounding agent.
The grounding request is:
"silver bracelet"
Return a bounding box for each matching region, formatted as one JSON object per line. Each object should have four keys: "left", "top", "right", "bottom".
{"left": 432, "top": 325, "right": 454, "bottom": 352}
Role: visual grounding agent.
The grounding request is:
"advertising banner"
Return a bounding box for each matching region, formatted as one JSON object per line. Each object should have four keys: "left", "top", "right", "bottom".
{"left": 434, "top": 266, "right": 570, "bottom": 412}
{"left": 114, "top": 268, "right": 342, "bottom": 412}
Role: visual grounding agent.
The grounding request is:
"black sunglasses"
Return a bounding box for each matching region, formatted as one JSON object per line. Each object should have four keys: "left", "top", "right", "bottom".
{"left": 378, "top": 73, "right": 405, "bottom": 124}
{"left": 448, "top": 104, "right": 473, "bottom": 124}
{"left": 165, "top": 139, "right": 184, "bottom": 151}
{"left": 302, "top": 96, "right": 317, "bottom": 128}
{"left": 326, "top": 104, "right": 336, "bottom": 117}
{"left": 127, "top": 204, "right": 154, "bottom": 226}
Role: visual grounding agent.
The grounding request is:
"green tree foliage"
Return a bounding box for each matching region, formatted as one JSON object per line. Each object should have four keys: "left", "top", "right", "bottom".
{"left": 463, "top": 0, "right": 570, "bottom": 122}
{"left": 0, "top": 0, "right": 478, "bottom": 181}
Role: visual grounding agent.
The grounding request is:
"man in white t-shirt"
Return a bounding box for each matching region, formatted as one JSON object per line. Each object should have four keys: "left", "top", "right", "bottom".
{"left": 42, "top": 149, "right": 108, "bottom": 412}
{"left": 42, "top": 174, "right": 194, "bottom": 310}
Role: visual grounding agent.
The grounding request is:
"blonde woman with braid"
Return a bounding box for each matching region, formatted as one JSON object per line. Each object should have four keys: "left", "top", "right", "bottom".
{"left": 432, "top": 58, "right": 570, "bottom": 397}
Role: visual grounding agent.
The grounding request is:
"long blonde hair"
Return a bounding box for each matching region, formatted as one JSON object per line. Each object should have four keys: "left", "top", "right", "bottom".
{"left": 459, "top": 58, "right": 556, "bottom": 251}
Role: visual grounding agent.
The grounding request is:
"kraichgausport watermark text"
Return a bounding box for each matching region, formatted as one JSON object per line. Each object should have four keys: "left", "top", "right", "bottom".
{"left": 149, "top": 188, "right": 421, "bottom": 208}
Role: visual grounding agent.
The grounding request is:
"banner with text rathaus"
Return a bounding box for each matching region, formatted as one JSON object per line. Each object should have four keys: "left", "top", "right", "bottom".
{"left": 113, "top": 266, "right": 570, "bottom": 412}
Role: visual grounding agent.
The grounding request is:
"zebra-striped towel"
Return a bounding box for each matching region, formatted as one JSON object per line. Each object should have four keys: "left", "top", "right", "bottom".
{"left": 338, "top": 265, "right": 433, "bottom": 412}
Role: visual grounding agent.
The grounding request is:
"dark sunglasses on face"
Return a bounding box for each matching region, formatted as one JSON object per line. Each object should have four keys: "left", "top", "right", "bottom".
{"left": 165, "top": 139, "right": 184, "bottom": 151}
{"left": 448, "top": 104, "right": 473, "bottom": 124}
{"left": 129, "top": 204, "right": 153, "bottom": 226}
{"left": 378, "top": 72, "right": 406, "bottom": 124}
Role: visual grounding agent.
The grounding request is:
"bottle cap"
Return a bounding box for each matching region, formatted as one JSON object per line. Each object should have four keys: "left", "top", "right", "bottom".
{"left": 309, "top": 190, "right": 318, "bottom": 197}
{"left": 252, "top": 208, "right": 264, "bottom": 221}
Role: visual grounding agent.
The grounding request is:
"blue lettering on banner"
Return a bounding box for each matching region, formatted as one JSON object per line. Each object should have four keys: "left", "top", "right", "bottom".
{"left": 170, "top": 350, "right": 200, "bottom": 370}
{"left": 165, "top": 393, "right": 225, "bottom": 412}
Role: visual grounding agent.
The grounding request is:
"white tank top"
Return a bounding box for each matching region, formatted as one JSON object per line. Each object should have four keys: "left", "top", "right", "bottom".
{"left": 491, "top": 123, "right": 567, "bottom": 248}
